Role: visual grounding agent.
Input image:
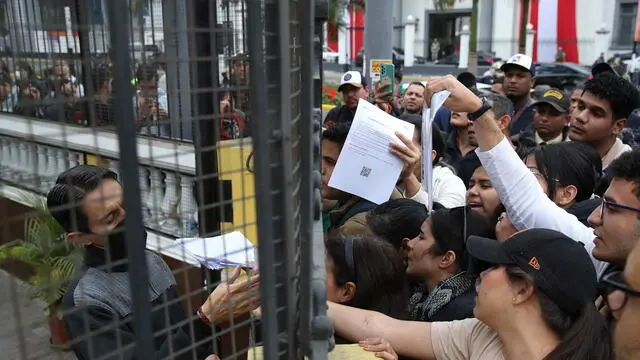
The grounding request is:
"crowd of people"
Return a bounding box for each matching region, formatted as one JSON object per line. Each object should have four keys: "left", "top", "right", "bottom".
{"left": 45, "top": 52, "right": 640, "bottom": 360}
{"left": 0, "top": 54, "right": 251, "bottom": 140}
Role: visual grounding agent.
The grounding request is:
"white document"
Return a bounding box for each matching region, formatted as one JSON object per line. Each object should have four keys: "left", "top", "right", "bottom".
{"left": 328, "top": 99, "right": 415, "bottom": 204}
{"left": 176, "top": 231, "right": 256, "bottom": 270}
{"left": 422, "top": 90, "right": 451, "bottom": 212}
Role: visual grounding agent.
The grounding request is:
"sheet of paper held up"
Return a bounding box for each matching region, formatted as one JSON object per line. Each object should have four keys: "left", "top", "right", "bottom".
{"left": 247, "top": 344, "right": 379, "bottom": 360}
{"left": 328, "top": 99, "right": 415, "bottom": 205}
{"left": 176, "top": 231, "right": 256, "bottom": 270}
{"left": 422, "top": 90, "right": 451, "bottom": 212}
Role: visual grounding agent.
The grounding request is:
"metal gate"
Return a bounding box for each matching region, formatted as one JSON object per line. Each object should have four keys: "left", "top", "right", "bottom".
{"left": 0, "top": 0, "right": 330, "bottom": 359}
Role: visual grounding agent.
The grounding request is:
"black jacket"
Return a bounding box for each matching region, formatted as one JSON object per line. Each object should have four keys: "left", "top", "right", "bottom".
{"left": 63, "top": 247, "right": 217, "bottom": 360}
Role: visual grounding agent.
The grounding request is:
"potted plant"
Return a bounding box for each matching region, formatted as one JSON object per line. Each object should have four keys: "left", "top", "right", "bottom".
{"left": 0, "top": 193, "right": 83, "bottom": 351}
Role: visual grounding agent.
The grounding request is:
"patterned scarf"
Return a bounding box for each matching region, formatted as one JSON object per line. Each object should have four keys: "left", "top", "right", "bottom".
{"left": 408, "top": 272, "right": 475, "bottom": 321}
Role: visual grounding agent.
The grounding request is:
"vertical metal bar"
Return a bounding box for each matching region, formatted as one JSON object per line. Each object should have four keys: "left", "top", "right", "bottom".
{"left": 246, "top": 0, "right": 279, "bottom": 359}
{"left": 363, "top": 0, "right": 393, "bottom": 86}
{"left": 276, "top": 0, "right": 298, "bottom": 357}
{"left": 75, "top": 0, "right": 97, "bottom": 127}
{"left": 189, "top": 1, "right": 222, "bottom": 335}
{"left": 106, "top": 0, "right": 154, "bottom": 358}
{"left": 298, "top": 0, "right": 315, "bottom": 356}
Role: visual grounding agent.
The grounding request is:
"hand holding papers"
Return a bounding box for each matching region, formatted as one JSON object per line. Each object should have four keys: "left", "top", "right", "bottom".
{"left": 176, "top": 231, "right": 256, "bottom": 270}
{"left": 328, "top": 99, "right": 415, "bottom": 204}
{"left": 421, "top": 90, "right": 451, "bottom": 212}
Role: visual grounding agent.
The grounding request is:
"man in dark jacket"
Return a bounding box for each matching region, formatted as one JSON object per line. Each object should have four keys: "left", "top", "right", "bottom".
{"left": 48, "top": 165, "right": 259, "bottom": 360}
{"left": 324, "top": 71, "right": 397, "bottom": 127}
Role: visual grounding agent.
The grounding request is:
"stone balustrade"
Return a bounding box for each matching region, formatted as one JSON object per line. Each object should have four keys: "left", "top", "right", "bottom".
{"left": 0, "top": 114, "right": 204, "bottom": 265}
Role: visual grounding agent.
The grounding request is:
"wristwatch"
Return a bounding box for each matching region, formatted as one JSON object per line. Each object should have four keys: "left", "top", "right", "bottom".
{"left": 468, "top": 97, "right": 492, "bottom": 121}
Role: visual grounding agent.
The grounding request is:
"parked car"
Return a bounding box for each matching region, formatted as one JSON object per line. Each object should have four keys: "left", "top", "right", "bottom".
{"left": 435, "top": 50, "right": 499, "bottom": 66}
{"left": 533, "top": 62, "right": 591, "bottom": 91}
{"left": 322, "top": 46, "right": 339, "bottom": 63}
{"left": 391, "top": 47, "right": 426, "bottom": 64}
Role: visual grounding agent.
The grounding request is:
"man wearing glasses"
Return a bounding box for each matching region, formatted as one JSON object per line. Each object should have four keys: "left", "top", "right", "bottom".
{"left": 601, "top": 241, "right": 640, "bottom": 359}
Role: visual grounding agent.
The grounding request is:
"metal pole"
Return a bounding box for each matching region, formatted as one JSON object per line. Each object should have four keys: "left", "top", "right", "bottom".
{"left": 106, "top": 0, "right": 154, "bottom": 358}
{"left": 363, "top": 0, "right": 393, "bottom": 85}
{"left": 75, "top": 0, "right": 97, "bottom": 126}
{"left": 245, "top": 1, "right": 279, "bottom": 360}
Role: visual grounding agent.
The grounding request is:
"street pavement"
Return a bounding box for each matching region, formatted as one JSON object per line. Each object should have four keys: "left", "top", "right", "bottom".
{"left": 323, "top": 62, "right": 491, "bottom": 83}
{"left": 1, "top": 270, "right": 76, "bottom": 360}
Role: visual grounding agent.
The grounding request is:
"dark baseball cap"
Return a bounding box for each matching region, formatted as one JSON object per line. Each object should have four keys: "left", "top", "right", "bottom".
{"left": 591, "top": 62, "right": 632, "bottom": 82}
{"left": 532, "top": 88, "right": 570, "bottom": 113}
{"left": 467, "top": 228, "right": 598, "bottom": 316}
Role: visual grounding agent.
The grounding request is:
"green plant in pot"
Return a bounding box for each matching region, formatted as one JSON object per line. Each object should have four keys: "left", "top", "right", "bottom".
{"left": 0, "top": 192, "right": 83, "bottom": 350}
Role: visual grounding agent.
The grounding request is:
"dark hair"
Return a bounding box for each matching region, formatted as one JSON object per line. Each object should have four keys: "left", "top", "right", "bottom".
{"left": 583, "top": 72, "right": 640, "bottom": 121}
{"left": 47, "top": 165, "right": 118, "bottom": 233}
{"left": 506, "top": 267, "right": 613, "bottom": 360}
{"left": 525, "top": 142, "right": 602, "bottom": 203}
{"left": 486, "top": 93, "right": 515, "bottom": 119}
{"left": 92, "top": 65, "right": 111, "bottom": 90}
{"left": 15, "top": 61, "right": 34, "bottom": 80}
{"left": 325, "top": 234, "right": 409, "bottom": 319}
{"left": 321, "top": 121, "right": 351, "bottom": 150}
{"left": 407, "top": 81, "right": 425, "bottom": 89}
{"left": 366, "top": 199, "right": 428, "bottom": 250}
{"left": 457, "top": 72, "right": 477, "bottom": 89}
{"left": 398, "top": 114, "right": 445, "bottom": 165}
{"left": 608, "top": 149, "right": 640, "bottom": 201}
{"left": 429, "top": 207, "right": 495, "bottom": 272}
{"left": 0, "top": 73, "right": 11, "bottom": 86}
{"left": 135, "top": 63, "right": 157, "bottom": 83}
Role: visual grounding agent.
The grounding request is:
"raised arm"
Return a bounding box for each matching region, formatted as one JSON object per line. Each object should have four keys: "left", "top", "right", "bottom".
{"left": 327, "top": 302, "right": 435, "bottom": 360}
{"left": 424, "top": 76, "right": 607, "bottom": 277}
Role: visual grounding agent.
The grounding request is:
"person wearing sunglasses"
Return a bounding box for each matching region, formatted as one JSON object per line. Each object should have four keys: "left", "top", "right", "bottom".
{"left": 328, "top": 228, "right": 612, "bottom": 360}
{"left": 601, "top": 241, "right": 640, "bottom": 360}
{"left": 422, "top": 75, "right": 640, "bottom": 279}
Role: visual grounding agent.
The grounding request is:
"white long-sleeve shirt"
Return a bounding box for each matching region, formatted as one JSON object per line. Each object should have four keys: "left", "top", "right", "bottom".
{"left": 476, "top": 137, "right": 608, "bottom": 278}
{"left": 407, "top": 165, "right": 467, "bottom": 209}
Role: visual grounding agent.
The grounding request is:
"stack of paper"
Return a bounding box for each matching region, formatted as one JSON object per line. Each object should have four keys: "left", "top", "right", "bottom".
{"left": 176, "top": 231, "right": 256, "bottom": 270}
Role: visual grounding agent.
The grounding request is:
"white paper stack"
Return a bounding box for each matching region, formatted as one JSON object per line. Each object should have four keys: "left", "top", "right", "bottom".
{"left": 176, "top": 231, "right": 256, "bottom": 270}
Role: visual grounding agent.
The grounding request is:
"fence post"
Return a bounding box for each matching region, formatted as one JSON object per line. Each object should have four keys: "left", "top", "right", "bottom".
{"left": 458, "top": 25, "right": 470, "bottom": 69}
{"left": 595, "top": 23, "right": 610, "bottom": 62}
{"left": 525, "top": 23, "right": 535, "bottom": 59}
{"left": 364, "top": 0, "right": 393, "bottom": 84}
{"left": 107, "top": 0, "right": 154, "bottom": 357}
{"left": 404, "top": 15, "right": 416, "bottom": 68}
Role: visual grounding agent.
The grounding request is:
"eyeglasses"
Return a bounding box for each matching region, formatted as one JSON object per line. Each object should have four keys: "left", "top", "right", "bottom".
{"left": 598, "top": 198, "right": 640, "bottom": 220}
{"left": 600, "top": 270, "right": 640, "bottom": 312}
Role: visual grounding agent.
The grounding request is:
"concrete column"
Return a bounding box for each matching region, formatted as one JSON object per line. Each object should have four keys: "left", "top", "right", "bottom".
{"left": 338, "top": 7, "right": 349, "bottom": 64}
{"left": 595, "top": 23, "right": 610, "bottom": 61}
{"left": 458, "top": 25, "right": 470, "bottom": 69}
{"left": 364, "top": 0, "right": 393, "bottom": 84}
{"left": 525, "top": 23, "right": 535, "bottom": 59}
{"left": 404, "top": 15, "right": 416, "bottom": 68}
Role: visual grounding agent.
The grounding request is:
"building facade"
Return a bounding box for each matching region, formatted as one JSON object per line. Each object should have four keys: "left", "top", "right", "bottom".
{"left": 330, "top": 0, "right": 637, "bottom": 65}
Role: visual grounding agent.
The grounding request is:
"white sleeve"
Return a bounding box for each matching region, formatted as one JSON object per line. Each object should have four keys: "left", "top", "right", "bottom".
{"left": 432, "top": 167, "right": 467, "bottom": 208}
{"left": 409, "top": 187, "right": 429, "bottom": 205}
{"left": 476, "top": 138, "right": 608, "bottom": 278}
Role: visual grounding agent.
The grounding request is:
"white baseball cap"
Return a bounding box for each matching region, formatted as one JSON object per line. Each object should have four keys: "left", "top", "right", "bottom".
{"left": 500, "top": 54, "right": 536, "bottom": 76}
{"left": 338, "top": 71, "right": 367, "bottom": 91}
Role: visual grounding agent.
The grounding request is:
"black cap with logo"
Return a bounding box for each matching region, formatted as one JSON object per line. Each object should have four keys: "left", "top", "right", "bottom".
{"left": 467, "top": 228, "right": 598, "bottom": 316}
{"left": 532, "top": 88, "right": 571, "bottom": 113}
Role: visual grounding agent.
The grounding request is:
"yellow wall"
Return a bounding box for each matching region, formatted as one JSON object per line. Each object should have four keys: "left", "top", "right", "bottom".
{"left": 216, "top": 139, "right": 257, "bottom": 246}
